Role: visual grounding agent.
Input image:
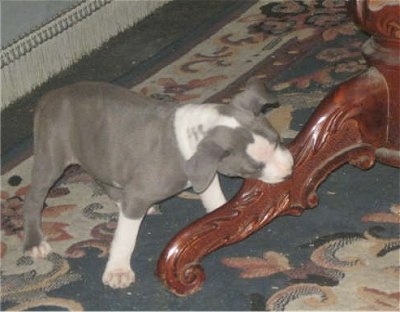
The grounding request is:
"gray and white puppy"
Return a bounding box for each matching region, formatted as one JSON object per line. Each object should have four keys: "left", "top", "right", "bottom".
{"left": 23, "top": 77, "right": 293, "bottom": 289}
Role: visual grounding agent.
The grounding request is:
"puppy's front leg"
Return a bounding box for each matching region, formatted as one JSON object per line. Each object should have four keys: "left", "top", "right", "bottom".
{"left": 199, "top": 175, "right": 227, "bottom": 213}
{"left": 102, "top": 204, "right": 143, "bottom": 289}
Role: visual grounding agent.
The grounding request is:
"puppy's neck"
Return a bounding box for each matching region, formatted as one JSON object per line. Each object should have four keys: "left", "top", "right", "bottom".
{"left": 174, "top": 103, "right": 240, "bottom": 160}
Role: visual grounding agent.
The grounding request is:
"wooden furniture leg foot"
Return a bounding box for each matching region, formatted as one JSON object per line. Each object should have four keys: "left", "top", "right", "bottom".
{"left": 157, "top": 0, "right": 400, "bottom": 296}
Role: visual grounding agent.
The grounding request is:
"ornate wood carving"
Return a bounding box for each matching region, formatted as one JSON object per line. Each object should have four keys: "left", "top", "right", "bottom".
{"left": 349, "top": 0, "right": 400, "bottom": 154}
{"left": 157, "top": 0, "right": 400, "bottom": 296}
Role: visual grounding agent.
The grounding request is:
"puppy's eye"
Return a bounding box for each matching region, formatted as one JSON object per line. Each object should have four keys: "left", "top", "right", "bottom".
{"left": 221, "top": 150, "right": 231, "bottom": 159}
{"left": 255, "top": 163, "right": 265, "bottom": 172}
{"left": 248, "top": 163, "right": 264, "bottom": 174}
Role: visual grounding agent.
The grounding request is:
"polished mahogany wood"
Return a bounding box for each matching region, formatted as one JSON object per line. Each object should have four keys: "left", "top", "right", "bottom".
{"left": 157, "top": 0, "right": 400, "bottom": 296}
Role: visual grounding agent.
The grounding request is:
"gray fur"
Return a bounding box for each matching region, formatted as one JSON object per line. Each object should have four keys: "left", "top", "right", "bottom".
{"left": 23, "top": 82, "right": 187, "bottom": 251}
{"left": 23, "top": 79, "right": 287, "bottom": 254}
{"left": 230, "top": 77, "right": 279, "bottom": 116}
{"left": 185, "top": 126, "right": 265, "bottom": 193}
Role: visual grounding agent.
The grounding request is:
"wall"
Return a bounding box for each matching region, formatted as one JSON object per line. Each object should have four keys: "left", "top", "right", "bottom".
{"left": 1, "top": 0, "right": 79, "bottom": 47}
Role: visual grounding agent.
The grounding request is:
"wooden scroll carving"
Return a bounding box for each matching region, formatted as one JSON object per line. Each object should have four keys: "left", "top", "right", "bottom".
{"left": 157, "top": 0, "right": 400, "bottom": 296}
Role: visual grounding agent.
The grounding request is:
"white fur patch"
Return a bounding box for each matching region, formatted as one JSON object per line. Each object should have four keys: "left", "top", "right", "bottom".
{"left": 199, "top": 175, "right": 227, "bottom": 213}
{"left": 247, "top": 134, "right": 293, "bottom": 184}
{"left": 102, "top": 205, "right": 142, "bottom": 288}
{"left": 174, "top": 104, "right": 240, "bottom": 160}
{"left": 246, "top": 134, "right": 277, "bottom": 163}
{"left": 25, "top": 241, "right": 52, "bottom": 259}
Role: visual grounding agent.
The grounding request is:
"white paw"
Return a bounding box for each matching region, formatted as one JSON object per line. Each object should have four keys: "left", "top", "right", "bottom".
{"left": 102, "top": 267, "right": 135, "bottom": 289}
{"left": 25, "top": 241, "right": 52, "bottom": 258}
{"left": 147, "top": 204, "right": 161, "bottom": 215}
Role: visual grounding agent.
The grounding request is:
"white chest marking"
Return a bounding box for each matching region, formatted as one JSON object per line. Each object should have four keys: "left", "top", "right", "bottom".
{"left": 174, "top": 104, "right": 240, "bottom": 160}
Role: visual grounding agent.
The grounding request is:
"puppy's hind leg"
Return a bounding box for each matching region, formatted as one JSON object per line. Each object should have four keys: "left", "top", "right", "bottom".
{"left": 23, "top": 154, "right": 66, "bottom": 258}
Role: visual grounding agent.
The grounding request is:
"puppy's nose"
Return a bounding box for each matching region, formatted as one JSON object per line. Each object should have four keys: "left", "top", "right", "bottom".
{"left": 283, "top": 173, "right": 292, "bottom": 180}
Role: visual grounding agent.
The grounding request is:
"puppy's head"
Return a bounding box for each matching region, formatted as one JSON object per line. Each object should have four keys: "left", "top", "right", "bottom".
{"left": 185, "top": 78, "right": 294, "bottom": 193}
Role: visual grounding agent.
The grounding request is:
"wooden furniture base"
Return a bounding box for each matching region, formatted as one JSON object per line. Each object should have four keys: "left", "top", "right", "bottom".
{"left": 157, "top": 0, "right": 400, "bottom": 296}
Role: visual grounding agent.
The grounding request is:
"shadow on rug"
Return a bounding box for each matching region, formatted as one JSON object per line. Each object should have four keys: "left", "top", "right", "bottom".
{"left": 1, "top": 0, "right": 399, "bottom": 310}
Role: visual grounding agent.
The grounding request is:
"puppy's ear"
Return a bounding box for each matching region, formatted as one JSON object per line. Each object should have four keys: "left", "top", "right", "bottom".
{"left": 231, "top": 77, "right": 279, "bottom": 116}
{"left": 184, "top": 139, "right": 228, "bottom": 193}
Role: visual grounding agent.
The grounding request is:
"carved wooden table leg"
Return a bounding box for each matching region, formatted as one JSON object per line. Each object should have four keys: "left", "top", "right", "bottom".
{"left": 157, "top": 1, "right": 400, "bottom": 296}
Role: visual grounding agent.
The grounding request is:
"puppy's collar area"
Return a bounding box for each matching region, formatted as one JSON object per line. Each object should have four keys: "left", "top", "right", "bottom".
{"left": 173, "top": 104, "right": 240, "bottom": 160}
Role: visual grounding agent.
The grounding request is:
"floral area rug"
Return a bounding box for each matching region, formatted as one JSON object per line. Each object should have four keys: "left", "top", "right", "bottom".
{"left": 1, "top": 1, "right": 399, "bottom": 311}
